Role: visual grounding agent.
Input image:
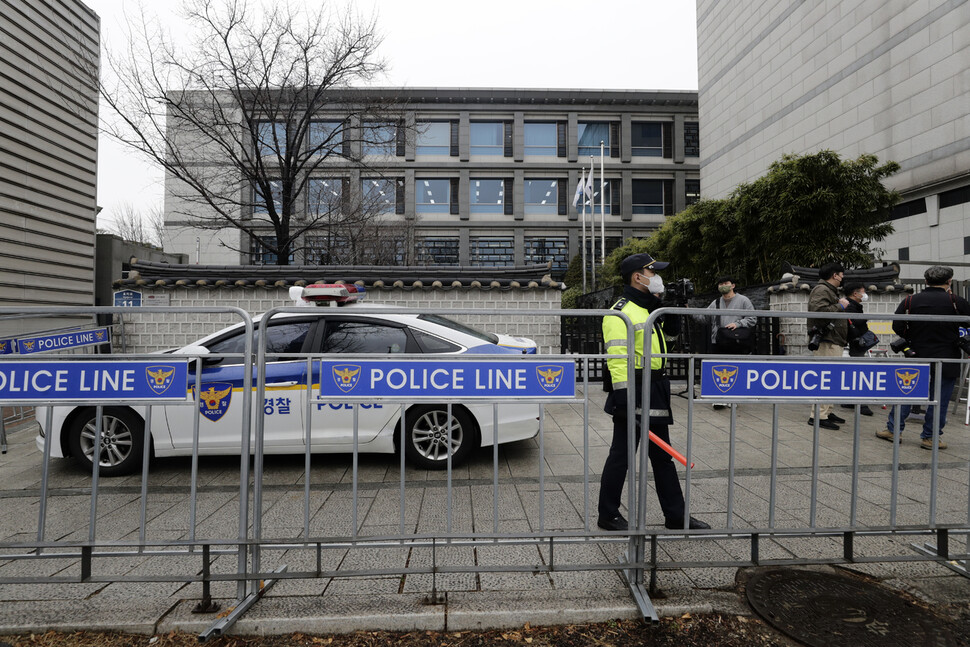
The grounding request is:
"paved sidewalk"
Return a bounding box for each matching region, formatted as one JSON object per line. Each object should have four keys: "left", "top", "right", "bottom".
{"left": 1, "top": 392, "right": 969, "bottom": 636}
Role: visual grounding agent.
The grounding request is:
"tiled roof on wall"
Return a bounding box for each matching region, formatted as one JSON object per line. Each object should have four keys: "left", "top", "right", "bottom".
{"left": 114, "top": 260, "right": 563, "bottom": 290}
{"left": 766, "top": 262, "right": 911, "bottom": 294}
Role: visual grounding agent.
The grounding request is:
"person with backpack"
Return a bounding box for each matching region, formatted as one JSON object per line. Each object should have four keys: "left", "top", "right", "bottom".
{"left": 693, "top": 276, "right": 756, "bottom": 410}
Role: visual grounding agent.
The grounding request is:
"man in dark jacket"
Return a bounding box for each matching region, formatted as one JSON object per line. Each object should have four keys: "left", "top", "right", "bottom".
{"left": 807, "top": 262, "right": 849, "bottom": 429}
{"left": 877, "top": 266, "right": 970, "bottom": 450}
{"left": 841, "top": 281, "right": 875, "bottom": 416}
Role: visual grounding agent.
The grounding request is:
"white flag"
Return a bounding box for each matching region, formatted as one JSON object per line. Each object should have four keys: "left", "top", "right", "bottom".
{"left": 572, "top": 168, "right": 586, "bottom": 208}
{"left": 584, "top": 164, "right": 594, "bottom": 200}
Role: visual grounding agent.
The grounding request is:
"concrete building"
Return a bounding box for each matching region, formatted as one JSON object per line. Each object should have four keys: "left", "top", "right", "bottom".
{"left": 697, "top": 1, "right": 970, "bottom": 279}
{"left": 0, "top": 0, "right": 100, "bottom": 333}
{"left": 163, "top": 88, "right": 701, "bottom": 277}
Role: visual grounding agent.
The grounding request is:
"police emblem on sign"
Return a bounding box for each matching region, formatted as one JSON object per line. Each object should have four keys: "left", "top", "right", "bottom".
{"left": 536, "top": 365, "right": 564, "bottom": 393}
{"left": 195, "top": 382, "right": 233, "bottom": 421}
{"left": 332, "top": 365, "right": 361, "bottom": 393}
{"left": 894, "top": 369, "right": 920, "bottom": 395}
{"left": 95, "top": 330, "right": 106, "bottom": 341}
{"left": 22, "top": 340, "right": 36, "bottom": 353}
{"left": 711, "top": 364, "right": 739, "bottom": 393}
{"left": 146, "top": 365, "right": 177, "bottom": 395}
{"left": 0, "top": 340, "right": 7, "bottom": 354}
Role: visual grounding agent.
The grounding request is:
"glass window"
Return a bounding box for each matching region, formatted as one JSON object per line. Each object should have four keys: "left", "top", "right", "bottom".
{"left": 308, "top": 179, "right": 341, "bottom": 217}
{"left": 577, "top": 122, "right": 609, "bottom": 157}
{"left": 524, "top": 179, "right": 558, "bottom": 215}
{"left": 470, "top": 122, "right": 504, "bottom": 156}
{"left": 469, "top": 237, "right": 514, "bottom": 267}
{"left": 524, "top": 237, "right": 568, "bottom": 277}
{"left": 416, "top": 179, "right": 451, "bottom": 214}
{"left": 685, "top": 179, "right": 700, "bottom": 207}
{"left": 207, "top": 322, "right": 311, "bottom": 360}
{"left": 416, "top": 122, "right": 451, "bottom": 155}
{"left": 322, "top": 321, "right": 408, "bottom": 354}
{"left": 524, "top": 122, "right": 557, "bottom": 156}
{"left": 469, "top": 179, "right": 505, "bottom": 214}
{"left": 415, "top": 237, "right": 460, "bottom": 265}
{"left": 253, "top": 180, "right": 283, "bottom": 216}
{"left": 586, "top": 179, "right": 611, "bottom": 214}
{"left": 631, "top": 122, "right": 663, "bottom": 157}
{"left": 362, "top": 121, "right": 397, "bottom": 156}
{"left": 249, "top": 236, "right": 293, "bottom": 265}
{"left": 256, "top": 121, "right": 286, "bottom": 157}
{"left": 412, "top": 329, "right": 462, "bottom": 354}
{"left": 684, "top": 121, "right": 700, "bottom": 157}
{"left": 309, "top": 121, "right": 343, "bottom": 156}
{"left": 361, "top": 178, "right": 397, "bottom": 214}
{"left": 417, "top": 314, "right": 498, "bottom": 344}
{"left": 632, "top": 179, "right": 664, "bottom": 215}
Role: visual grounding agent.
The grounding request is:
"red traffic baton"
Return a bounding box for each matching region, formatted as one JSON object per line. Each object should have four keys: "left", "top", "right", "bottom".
{"left": 648, "top": 430, "right": 694, "bottom": 469}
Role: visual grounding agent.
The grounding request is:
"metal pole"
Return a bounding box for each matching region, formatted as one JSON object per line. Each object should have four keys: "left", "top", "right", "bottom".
{"left": 599, "top": 141, "right": 606, "bottom": 262}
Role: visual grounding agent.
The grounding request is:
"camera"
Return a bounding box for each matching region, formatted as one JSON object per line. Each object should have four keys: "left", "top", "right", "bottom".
{"left": 665, "top": 277, "right": 695, "bottom": 305}
{"left": 889, "top": 336, "right": 910, "bottom": 353}
{"left": 807, "top": 322, "right": 834, "bottom": 352}
{"left": 957, "top": 333, "right": 970, "bottom": 356}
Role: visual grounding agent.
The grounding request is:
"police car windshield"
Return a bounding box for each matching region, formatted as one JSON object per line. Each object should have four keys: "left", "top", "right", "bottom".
{"left": 418, "top": 314, "right": 498, "bottom": 344}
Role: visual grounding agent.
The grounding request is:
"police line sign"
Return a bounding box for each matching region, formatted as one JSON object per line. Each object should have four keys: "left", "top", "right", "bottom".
{"left": 320, "top": 360, "right": 575, "bottom": 399}
{"left": 16, "top": 327, "right": 110, "bottom": 354}
{"left": 700, "top": 360, "right": 929, "bottom": 400}
{"left": 0, "top": 361, "right": 189, "bottom": 402}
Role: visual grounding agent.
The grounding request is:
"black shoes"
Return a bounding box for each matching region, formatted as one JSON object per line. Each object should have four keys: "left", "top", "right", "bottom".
{"left": 808, "top": 417, "right": 839, "bottom": 430}
{"left": 597, "top": 514, "right": 628, "bottom": 531}
{"left": 827, "top": 413, "right": 846, "bottom": 424}
{"left": 665, "top": 516, "right": 711, "bottom": 530}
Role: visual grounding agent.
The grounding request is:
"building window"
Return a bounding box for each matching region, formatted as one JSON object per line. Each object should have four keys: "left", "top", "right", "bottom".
{"left": 256, "top": 121, "right": 286, "bottom": 157}
{"left": 361, "top": 178, "right": 399, "bottom": 214}
{"left": 577, "top": 122, "right": 609, "bottom": 157}
{"left": 415, "top": 236, "right": 460, "bottom": 265}
{"left": 684, "top": 121, "right": 700, "bottom": 157}
{"left": 524, "top": 122, "right": 557, "bottom": 156}
{"left": 632, "top": 179, "right": 667, "bottom": 215}
{"left": 304, "top": 234, "right": 349, "bottom": 264}
{"left": 470, "top": 179, "right": 506, "bottom": 214}
{"left": 898, "top": 247, "right": 909, "bottom": 261}
{"left": 249, "top": 236, "right": 293, "bottom": 265}
{"left": 524, "top": 179, "right": 559, "bottom": 215}
{"left": 469, "top": 237, "right": 514, "bottom": 266}
{"left": 308, "top": 179, "right": 342, "bottom": 217}
{"left": 253, "top": 180, "right": 283, "bottom": 217}
{"left": 470, "top": 122, "right": 505, "bottom": 156}
{"left": 416, "top": 121, "right": 452, "bottom": 155}
{"left": 890, "top": 198, "right": 927, "bottom": 221}
{"left": 941, "top": 185, "right": 970, "bottom": 209}
{"left": 631, "top": 122, "right": 663, "bottom": 157}
{"left": 685, "top": 179, "right": 700, "bottom": 206}
{"left": 362, "top": 121, "right": 399, "bottom": 156}
{"left": 308, "top": 121, "right": 344, "bottom": 156}
{"left": 524, "top": 237, "right": 568, "bottom": 277}
{"left": 583, "top": 236, "right": 624, "bottom": 259}
{"left": 965, "top": 237, "right": 970, "bottom": 255}
{"left": 416, "top": 179, "right": 452, "bottom": 214}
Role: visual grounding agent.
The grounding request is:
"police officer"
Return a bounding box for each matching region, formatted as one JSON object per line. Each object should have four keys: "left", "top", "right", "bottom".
{"left": 598, "top": 252, "right": 710, "bottom": 532}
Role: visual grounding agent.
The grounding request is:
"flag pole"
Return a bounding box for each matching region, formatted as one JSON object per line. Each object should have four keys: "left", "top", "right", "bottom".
{"left": 589, "top": 155, "right": 596, "bottom": 292}
{"left": 580, "top": 168, "right": 587, "bottom": 294}
{"left": 599, "top": 141, "right": 606, "bottom": 263}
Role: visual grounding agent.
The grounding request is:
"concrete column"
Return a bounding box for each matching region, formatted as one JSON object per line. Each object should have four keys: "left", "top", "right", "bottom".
{"left": 621, "top": 170, "right": 633, "bottom": 222}
{"left": 459, "top": 170, "right": 470, "bottom": 220}
{"left": 674, "top": 170, "right": 686, "bottom": 214}
{"left": 621, "top": 113, "right": 632, "bottom": 163}
{"left": 459, "top": 228, "right": 470, "bottom": 265}
{"left": 514, "top": 169, "right": 525, "bottom": 221}
{"left": 513, "top": 112, "right": 524, "bottom": 162}
{"left": 567, "top": 112, "right": 578, "bottom": 162}
{"left": 459, "top": 111, "right": 470, "bottom": 162}
{"left": 404, "top": 110, "right": 416, "bottom": 162}
{"left": 673, "top": 115, "right": 685, "bottom": 164}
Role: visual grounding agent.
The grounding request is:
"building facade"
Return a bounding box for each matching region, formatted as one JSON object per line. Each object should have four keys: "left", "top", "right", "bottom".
{"left": 163, "top": 88, "right": 700, "bottom": 277}
{"left": 697, "top": 1, "right": 970, "bottom": 279}
{"left": 0, "top": 0, "right": 100, "bottom": 333}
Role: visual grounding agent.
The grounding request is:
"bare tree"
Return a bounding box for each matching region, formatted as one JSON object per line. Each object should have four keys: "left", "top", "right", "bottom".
{"left": 101, "top": 202, "right": 165, "bottom": 248}
{"left": 100, "top": 0, "right": 414, "bottom": 265}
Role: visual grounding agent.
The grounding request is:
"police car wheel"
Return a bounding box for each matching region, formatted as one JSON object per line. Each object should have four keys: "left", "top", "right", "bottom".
{"left": 403, "top": 405, "right": 477, "bottom": 469}
{"left": 67, "top": 407, "right": 146, "bottom": 477}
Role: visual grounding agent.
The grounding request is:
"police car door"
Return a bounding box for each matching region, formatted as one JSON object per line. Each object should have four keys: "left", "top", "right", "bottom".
{"left": 165, "top": 319, "right": 311, "bottom": 451}
{"left": 309, "top": 317, "right": 405, "bottom": 448}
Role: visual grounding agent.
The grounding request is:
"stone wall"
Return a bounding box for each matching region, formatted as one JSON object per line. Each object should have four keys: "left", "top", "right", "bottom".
{"left": 112, "top": 285, "right": 563, "bottom": 354}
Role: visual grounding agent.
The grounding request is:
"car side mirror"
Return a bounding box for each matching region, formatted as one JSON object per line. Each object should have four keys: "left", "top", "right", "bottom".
{"left": 173, "top": 345, "right": 221, "bottom": 366}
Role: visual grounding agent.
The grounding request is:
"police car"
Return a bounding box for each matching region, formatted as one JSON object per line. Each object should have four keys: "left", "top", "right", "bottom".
{"left": 36, "top": 285, "right": 541, "bottom": 476}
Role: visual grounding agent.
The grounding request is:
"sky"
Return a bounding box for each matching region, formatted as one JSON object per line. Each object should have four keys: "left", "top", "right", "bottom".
{"left": 82, "top": 0, "right": 698, "bottom": 234}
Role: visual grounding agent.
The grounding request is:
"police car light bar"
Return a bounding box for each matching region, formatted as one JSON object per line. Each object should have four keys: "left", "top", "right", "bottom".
{"left": 301, "top": 283, "right": 366, "bottom": 305}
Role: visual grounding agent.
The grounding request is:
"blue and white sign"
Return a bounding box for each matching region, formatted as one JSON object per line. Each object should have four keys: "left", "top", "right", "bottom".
{"left": 700, "top": 360, "right": 929, "bottom": 401}
{"left": 113, "top": 289, "right": 142, "bottom": 307}
{"left": 0, "top": 360, "right": 189, "bottom": 402}
{"left": 16, "top": 328, "right": 110, "bottom": 354}
{"left": 0, "top": 338, "right": 14, "bottom": 355}
{"left": 320, "top": 360, "right": 575, "bottom": 399}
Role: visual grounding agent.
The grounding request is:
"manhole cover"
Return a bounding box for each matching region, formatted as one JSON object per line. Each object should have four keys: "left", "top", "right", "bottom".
{"left": 745, "top": 567, "right": 957, "bottom": 647}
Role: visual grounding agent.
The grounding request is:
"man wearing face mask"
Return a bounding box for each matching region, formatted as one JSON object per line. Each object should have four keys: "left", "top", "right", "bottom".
{"left": 598, "top": 252, "right": 710, "bottom": 532}
{"left": 693, "top": 276, "right": 756, "bottom": 409}
{"left": 807, "top": 262, "right": 850, "bottom": 430}
{"left": 840, "top": 282, "right": 875, "bottom": 416}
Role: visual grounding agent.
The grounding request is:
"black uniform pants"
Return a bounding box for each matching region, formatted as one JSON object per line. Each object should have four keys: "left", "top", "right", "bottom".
{"left": 597, "top": 414, "right": 686, "bottom": 523}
